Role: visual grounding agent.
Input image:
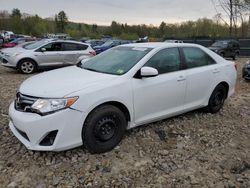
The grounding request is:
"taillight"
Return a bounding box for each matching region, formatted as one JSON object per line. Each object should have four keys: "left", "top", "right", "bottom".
{"left": 89, "top": 51, "right": 96, "bottom": 56}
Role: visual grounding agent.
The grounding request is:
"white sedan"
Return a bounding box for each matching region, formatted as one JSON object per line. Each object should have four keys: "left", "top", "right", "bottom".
{"left": 8, "top": 43, "right": 237, "bottom": 153}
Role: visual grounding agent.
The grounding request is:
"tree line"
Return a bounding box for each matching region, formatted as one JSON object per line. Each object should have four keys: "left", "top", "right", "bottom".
{"left": 0, "top": 7, "right": 249, "bottom": 40}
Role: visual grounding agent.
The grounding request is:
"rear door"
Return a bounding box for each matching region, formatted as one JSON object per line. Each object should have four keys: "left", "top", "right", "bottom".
{"left": 62, "top": 42, "right": 89, "bottom": 65}
{"left": 181, "top": 47, "right": 218, "bottom": 110}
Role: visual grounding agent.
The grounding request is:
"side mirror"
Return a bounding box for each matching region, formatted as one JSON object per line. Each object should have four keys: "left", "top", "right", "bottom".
{"left": 41, "top": 48, "right": 46, "bottom": 52}
{"left": 140, "top": 67, "right": 158, "bottom": 78}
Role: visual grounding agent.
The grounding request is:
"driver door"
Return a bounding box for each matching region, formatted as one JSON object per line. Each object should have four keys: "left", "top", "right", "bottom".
{"left": 132, "top": 48, "right": 187, "bottom": 125}
{"left": 34, "top": 42, "right": 64, "bottom": 67}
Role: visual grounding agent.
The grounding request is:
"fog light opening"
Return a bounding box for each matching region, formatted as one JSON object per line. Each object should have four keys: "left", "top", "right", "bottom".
{"left": 39, "top": 130, "right": 58, "bottom": 146}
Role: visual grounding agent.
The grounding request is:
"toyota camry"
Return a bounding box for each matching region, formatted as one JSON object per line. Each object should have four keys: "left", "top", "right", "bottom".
{"left": 8, "top": 43, "right": 237, "bottom": 153}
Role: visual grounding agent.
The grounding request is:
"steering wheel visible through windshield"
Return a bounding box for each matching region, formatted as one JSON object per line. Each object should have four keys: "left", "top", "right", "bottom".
{"left": 81, "top": 46, "right": 152, "bottom": 75}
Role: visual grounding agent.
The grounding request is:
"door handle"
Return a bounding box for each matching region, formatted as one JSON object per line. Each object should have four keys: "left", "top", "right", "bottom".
{"left": 212, "top": 69, "right": 220, "bottom": 74}
{"left": 177, "top": 76, "right": 186, "bottom": 82}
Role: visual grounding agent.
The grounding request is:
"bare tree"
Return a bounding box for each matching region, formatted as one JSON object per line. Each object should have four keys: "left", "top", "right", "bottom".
{"left": 212, "top": 0, "right": 247, "bottom": 36}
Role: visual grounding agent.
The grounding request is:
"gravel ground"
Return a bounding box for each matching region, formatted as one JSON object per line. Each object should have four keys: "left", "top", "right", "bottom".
{"left": 0, "top": 59, "right": 250, "bottom": 188}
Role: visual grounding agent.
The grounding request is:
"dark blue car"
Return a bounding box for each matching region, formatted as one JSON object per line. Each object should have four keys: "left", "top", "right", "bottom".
{"left": 85, "top": 39, "right": 105, "bottom": 48}
{"left": 93, "top": 40, "right": 131, "bottom": 54}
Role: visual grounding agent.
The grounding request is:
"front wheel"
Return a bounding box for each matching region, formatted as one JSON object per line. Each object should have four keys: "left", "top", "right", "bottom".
{"left": 18, "top": 59, "right": 37, "bottom": 74}
{"left": 206, "top": 84, "right": 227, "bottom": 113}
{"left": 82, "top": 105, "right": 127, "bottom": 153}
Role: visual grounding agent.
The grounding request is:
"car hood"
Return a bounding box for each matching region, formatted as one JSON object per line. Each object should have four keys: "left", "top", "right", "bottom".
{"left": 19, "top": 66, "right": 118, "bottom": 98}
{"left": 1, "top": 46, "right": 27, "bottom": 54}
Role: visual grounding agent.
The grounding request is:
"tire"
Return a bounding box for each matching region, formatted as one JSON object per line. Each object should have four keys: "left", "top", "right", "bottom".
{"left": 219, "top": 52, "right": 225, "bottom": 58}
{"left": 18, "top": 59, "right": 37, "bottom": 74}
{"left": 206, "top": 84, "right": 227, "bottom": 114}
{"left": 82, "top": 105, "right": 127, "bottom": 154}
{"left": 232, "top": 52, "right": 239, "bottom": 60}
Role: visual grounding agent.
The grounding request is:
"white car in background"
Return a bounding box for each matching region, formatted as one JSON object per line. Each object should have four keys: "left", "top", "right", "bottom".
{"left": 164, "top": 40, "right": 183, "bottom": 43}
{"left": 0, "top": 39, "right": 96, "bottom": 74}
{"left": 8, "top": 43, "right": 237, "bottom": 153}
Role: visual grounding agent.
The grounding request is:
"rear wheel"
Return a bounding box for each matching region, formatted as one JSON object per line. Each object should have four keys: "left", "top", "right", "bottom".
{"left": 82, "top": 105, "right": 127, "bottom": 153}
{"left": 233, "top": 52, "right": 239, "bottom": 60}
{"left": 18, "top": 59, "right": 37, "bottom": 74}
{"left": 219, "top": 52, "right": 225, "bottom": 58}
{"left": 206, "top": 84, "right": 227, "bottom": 113}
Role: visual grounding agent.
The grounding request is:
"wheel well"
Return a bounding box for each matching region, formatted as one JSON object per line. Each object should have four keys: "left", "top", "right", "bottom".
{"left": 89, "top": 101, "right": 131, "bottom": 123}
{"left": 218, "top": 82, "right": 229, "bottom": 98}
{"left": 17, "top": 58, "right": 37, "bottom": 68}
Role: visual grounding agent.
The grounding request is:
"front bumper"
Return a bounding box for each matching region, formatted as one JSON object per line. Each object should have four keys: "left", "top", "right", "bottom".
{"left": 8, "top": 102, "right": 86, "bottom": 151}
{"left": 0, "top": 54, "right": 18, "bottom": 68}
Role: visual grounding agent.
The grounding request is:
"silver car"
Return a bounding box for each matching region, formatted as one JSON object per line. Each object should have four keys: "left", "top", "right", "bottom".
{"left": 0, "top": 39, "right": 96, "bottom": 74}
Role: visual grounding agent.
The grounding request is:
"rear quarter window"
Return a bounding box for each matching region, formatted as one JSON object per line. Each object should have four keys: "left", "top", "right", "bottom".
{"left": 77, "top": 44, "right": 88, "bottom": 50}
{"left": 182, "top": 47, "right": 216, "bottom": 69}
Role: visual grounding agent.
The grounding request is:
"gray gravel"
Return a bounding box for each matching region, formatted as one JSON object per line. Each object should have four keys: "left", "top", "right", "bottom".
{"left": 0, "top": 59, "right": 250, "bottom": 188}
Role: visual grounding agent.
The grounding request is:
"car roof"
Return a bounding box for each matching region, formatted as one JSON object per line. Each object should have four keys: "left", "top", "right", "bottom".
{"left": 122, "top": 42, "right": 201, "bottom": 49}
{"left": 44, "top": 39, "right": 90, "bottom": 46}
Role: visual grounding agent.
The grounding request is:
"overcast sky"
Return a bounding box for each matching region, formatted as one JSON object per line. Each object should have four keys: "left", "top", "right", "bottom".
{"left": 0, "top": 0, "right": 218, "bottom": 25}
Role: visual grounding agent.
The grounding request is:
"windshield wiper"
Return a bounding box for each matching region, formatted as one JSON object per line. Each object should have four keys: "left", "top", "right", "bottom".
{"left": 83, "top": 67, "right": 103, "bottom": 73}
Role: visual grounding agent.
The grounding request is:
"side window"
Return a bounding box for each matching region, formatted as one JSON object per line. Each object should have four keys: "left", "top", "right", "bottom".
{"left": 42, "top": 42, "right": 62, "bottom": 52}
{"left": 182, "top": 47, "right": 216, "bottom": 69}
{"left": 62, "top": 43, "right": 78, "bottom": 51}
{"left": 144, "top": 48, "right": 181, "bottom": 74}
{"left": 77, "top": 44, "right": 88, "bottom": 50}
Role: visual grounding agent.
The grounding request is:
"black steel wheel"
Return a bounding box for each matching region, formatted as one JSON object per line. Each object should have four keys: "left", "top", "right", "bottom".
{"left": 82, "top": 105, "right": 127, "bottom": 153}
{"left": 206, "top": 84, "right": 227, "bottom": 113}
{"left": 18, "top": 59, "right": 37, "bottom": 74}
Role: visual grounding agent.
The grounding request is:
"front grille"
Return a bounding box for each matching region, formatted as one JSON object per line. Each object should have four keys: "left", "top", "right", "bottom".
{"left": 15, "top": 93, "right": 38, "bottom": 113}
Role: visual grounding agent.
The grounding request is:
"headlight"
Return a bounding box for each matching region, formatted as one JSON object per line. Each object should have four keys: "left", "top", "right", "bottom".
{"left": 31, "top": 97, "right": 78, "bottom": 115}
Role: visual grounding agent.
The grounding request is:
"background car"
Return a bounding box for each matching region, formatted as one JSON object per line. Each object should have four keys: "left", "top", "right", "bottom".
{"left": 0, "top": 39, "right": 96, "bottom": 74}
{"left": 93, "top": 39, "right": 130, "bottom": 54}
{"left": 0, "top": 35, "right": 4, "bottom": 48}
{"left": 164, "top": 40, "right": 183, "bottom": 43}
{"left": 85, "top": 39, "right": 105, "bottom": 48}
{"left": 3, "top": 37, "right": 36, "bottom": 48}
{"left": 242, "top": 60, "right": 250, "bottom": 80}
{"left": 209, "top": 40, "right": 240, "bottom": 60}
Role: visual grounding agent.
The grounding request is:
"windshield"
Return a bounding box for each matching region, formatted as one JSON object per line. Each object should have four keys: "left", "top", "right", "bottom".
{"left": 212, "top": 41, "right": 228, "bottom": 47}
{"left": 81, "top": 46, "right": 152, "bottom": 75}
{"left": 23, "top": 40, "right": 48, "bottom": 50}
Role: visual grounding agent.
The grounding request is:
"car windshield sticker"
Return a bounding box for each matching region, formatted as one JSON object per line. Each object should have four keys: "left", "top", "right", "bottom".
{"left": 117, "top": 69, "right": 124, "bottom": 74}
